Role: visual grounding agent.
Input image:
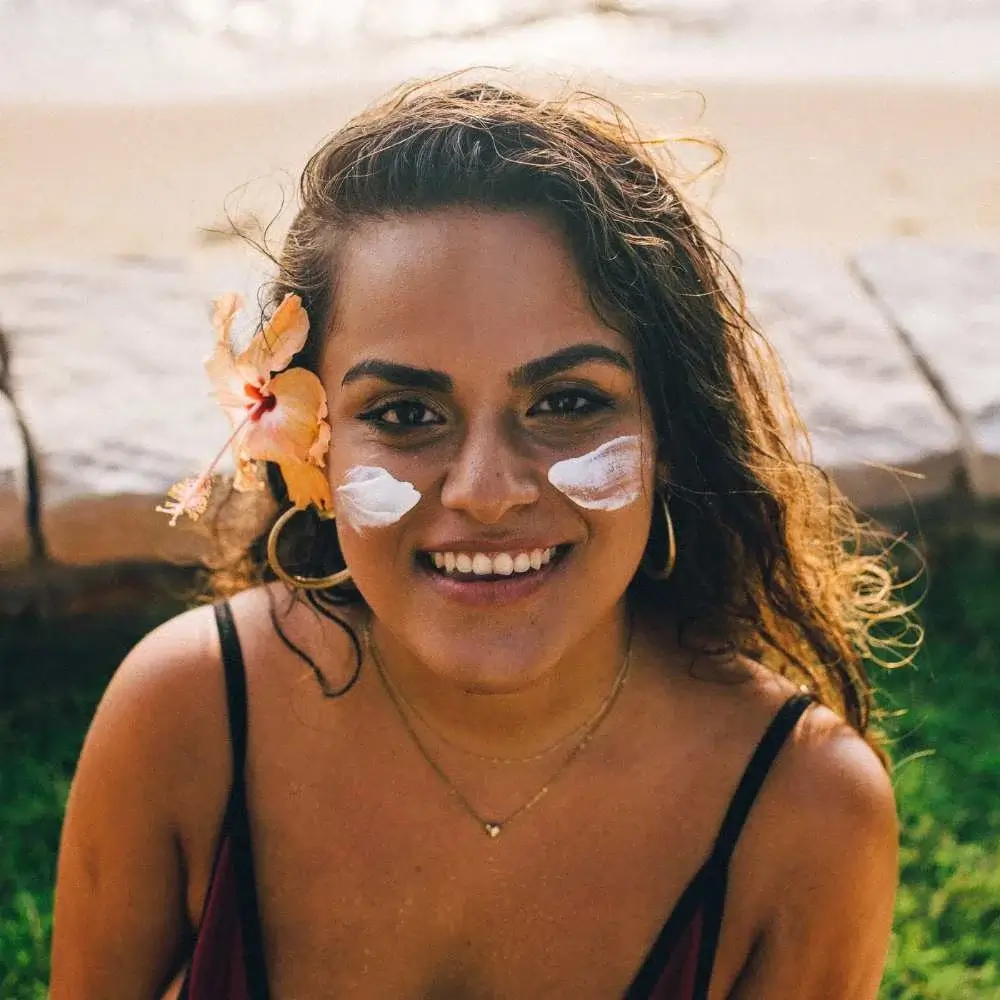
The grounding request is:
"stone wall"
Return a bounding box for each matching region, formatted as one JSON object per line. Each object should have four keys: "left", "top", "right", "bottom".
{"left": 1, "top": 241, "right": 997, "bottom": 611}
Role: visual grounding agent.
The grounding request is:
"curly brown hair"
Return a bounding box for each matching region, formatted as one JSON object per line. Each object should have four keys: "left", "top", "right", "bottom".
{"left": 214, "top": 76, "right": 919, "bottom": 763}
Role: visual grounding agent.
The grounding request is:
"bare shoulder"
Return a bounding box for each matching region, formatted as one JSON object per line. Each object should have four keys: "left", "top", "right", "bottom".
{"left": 77, "top": 586, "right": 322, "bottom": 815}
{"left": 81, "top": 599, "right": 234, "bottom": 816}
{"left": 761, "top": 701, "right": 898, "bottom": 868}
{"left": 96, "top": 584, "right": 333, "bottom": 756}
{"left": 656, "top": 635, "right": 896, "bottom": 840}
{"left": 695, "top": 651, "right": 896, "bottom": 841}
{"left": 222, "top": 583, "right": 367, "bottom": 694}
{"left": 772, "top": 701, "right": 899, "bottom": 917}
{"left": 102, "top": 599, "right": 224, "bottom": 731}
{"left": 100, "top": 583, "right": 364, "bottom": 752}
{"left": 719, "top": 668, "right": 898, "bottom": 883}
{"left": 726, "top": 698, "right": 899, "bottom": 998}
{"left": 114, "top": 600, "right": 219, "bottom": 679}
{"left": 51, "top": 599, "right": 237, "bottom": 996}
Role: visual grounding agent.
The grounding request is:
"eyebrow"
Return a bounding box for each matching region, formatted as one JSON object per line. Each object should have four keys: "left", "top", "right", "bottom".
{"left": 508, "top": 343, "right": 633, "bottom": 388}
{"left": 341, "top": 359, "right": 453, "bottom": 393}
{"left": 340, "top": 343, "right": 632, "bottom": 393}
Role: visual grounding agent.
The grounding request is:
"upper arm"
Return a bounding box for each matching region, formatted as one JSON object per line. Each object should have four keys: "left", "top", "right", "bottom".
{"left": 50, "top": 604, "right": 228, "bottom": 1000}
{"left": 728, "top": 712, "right": 899, "bottom": 1000}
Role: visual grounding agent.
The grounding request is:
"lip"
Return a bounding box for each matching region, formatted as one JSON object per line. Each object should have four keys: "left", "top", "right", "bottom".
{"left": 415, "top": 545, "right": 572, "bottom": 607}
{"left": 418, "top": 537, "right": 568, "bottom": 554}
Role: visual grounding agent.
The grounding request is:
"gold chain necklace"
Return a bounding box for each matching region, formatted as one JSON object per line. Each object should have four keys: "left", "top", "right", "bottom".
{"left": 373, "top": 656, "right": 621, "bottom": 766}
{"left": 365, "top": 623, "right": 632, "bottom": 839}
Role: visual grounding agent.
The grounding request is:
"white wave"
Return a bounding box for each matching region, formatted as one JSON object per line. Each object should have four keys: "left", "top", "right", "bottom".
{"left": 1, "top": 0, "right": 999, "bottom": 102}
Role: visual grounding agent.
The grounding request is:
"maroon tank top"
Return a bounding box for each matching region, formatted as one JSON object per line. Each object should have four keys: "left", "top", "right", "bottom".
{"left": 180, "top": 602, "right": 813, "bottom": 1000}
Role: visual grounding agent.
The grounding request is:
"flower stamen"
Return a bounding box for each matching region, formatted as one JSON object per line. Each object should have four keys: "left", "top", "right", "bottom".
{"left": 157, "top": 401, "right": 266, "bottom": 525}
{"left": 251, "top": 394, "right": 277, "bottom": 420}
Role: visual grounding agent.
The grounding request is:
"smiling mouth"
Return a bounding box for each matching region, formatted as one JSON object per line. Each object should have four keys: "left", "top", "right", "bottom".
{"left": 417, "top": 544, "right": 573, "bottom": 581}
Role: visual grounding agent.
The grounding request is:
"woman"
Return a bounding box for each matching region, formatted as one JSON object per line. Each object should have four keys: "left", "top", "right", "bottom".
{"left": 51, "top": 79, "right": 906, "bottom": 999}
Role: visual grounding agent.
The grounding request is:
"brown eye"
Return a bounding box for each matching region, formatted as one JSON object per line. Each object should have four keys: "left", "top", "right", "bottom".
{"left": 360, "top": 400, "right": 444, "bottom": 429}
{"left": 530, "top": 390, "right": 612, "bottom": 417}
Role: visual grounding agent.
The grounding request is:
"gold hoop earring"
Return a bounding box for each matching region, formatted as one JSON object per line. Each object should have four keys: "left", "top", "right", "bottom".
{"left": 642, "top": 494, "right": 677, "bottom": 582}
{"left": 266, "top": 505, "right": 352, "bottom": 590}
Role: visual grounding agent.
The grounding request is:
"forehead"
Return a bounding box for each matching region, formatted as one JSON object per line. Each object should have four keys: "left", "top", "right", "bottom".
{"left": 322, "top": 209, "right": 631, "bottom": 379}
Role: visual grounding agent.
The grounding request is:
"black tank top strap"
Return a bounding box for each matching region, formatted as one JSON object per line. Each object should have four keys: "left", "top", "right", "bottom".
{"left": 214, "top": 601, "right": 249, "bottom": 793}
{"left": 210, "top": 600, "right": 271, "bottom": 998}
{"left": 709, "top": 692, "right": 815, "bottom": 869}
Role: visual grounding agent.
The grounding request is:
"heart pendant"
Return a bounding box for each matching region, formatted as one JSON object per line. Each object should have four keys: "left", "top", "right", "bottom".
{"left": 484, "top": 822, "right": 502, "bottom": 838}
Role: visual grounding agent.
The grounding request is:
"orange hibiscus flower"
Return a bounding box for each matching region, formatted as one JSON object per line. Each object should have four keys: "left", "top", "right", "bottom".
{"left": 157, "top": 292, "right": 332, "bottom": 526}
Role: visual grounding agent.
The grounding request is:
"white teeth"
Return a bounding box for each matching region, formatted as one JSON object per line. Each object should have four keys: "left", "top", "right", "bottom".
{"left": 493, "top": 553, "right": 515, "bottom": 576}
{"left": 472, "top": 553, "right": 493, "bottom": 576}
{"left": 427, "top": 546, "right": 560, "bottom": 577}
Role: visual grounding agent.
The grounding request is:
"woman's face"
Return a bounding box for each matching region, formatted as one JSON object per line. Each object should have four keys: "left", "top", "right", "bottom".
{"left": 319, "top": 209, "right": 657, "bottom": 691}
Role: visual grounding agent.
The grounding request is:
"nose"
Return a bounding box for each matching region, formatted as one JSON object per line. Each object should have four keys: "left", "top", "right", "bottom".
{"left": 439, "top": 417, "right": 541, "bottom": 524}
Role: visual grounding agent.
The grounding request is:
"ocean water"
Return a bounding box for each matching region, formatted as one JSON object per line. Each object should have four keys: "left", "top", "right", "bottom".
{"left": 2, "top": 0, "right": 1000, "bottom": 101}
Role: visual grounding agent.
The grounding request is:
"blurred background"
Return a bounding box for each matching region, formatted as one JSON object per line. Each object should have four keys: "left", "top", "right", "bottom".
{"left": 1, "top": 2, "right": 999, "bottom": 998}
{"left": 3, "top": 0, "right": 1000, "bottom": 258}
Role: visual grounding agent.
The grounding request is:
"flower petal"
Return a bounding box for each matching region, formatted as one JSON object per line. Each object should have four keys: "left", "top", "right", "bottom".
{"left": 239, "top": 293, "right": 310, "bottom": 378}
{"left": 233, "top": 454, "right": 268, "bottom": 493}
{"left": 212, "top": 293, "right": 243, "bottom": 342}
{"left": 204, "top": 340, "right": 256, "bottom": 419}
{"left": 308, "top": 417, "right": 331, "bottom": 468}
{"left": 241, "top": 368, "right": 329, "bottom": 466}
{"left": 279, "top": 459, "right": 333, "bottom": 511}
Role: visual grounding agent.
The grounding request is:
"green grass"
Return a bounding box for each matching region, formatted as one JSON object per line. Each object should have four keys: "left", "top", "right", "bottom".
{"left": 0, "top": 612, "right": 171, "bottom": 1000}
{"left": 0, "top": 541, "right": 998, "bottom": 999}
{"left": 878, "top": 536, "right": 1000, "bottom": 998}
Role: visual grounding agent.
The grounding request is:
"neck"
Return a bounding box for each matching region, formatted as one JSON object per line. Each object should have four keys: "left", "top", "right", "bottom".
{"left": 365, "top": 609, "right": 633, "bottom": 761}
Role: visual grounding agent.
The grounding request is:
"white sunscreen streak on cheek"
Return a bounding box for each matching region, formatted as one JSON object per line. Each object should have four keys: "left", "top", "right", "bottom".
{"left": 547, "top": 435, "right": 644, "bottom": 511}
{"left": 335, "top": 466, "right": 422, "bottom": 530}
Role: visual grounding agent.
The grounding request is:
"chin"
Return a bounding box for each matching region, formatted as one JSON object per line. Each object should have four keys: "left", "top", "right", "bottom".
{"left": 415, "top": 630, "right": 557, "bottom": 694}
{"left": 356, "top": 541, "right": 635, "bottom": 686}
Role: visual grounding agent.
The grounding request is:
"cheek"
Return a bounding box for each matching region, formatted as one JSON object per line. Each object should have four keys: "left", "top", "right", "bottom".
{"left": 602, "top": 494, "right": 655, "bottom": 564}
{"left": 328, "top": 464, "right": 424, "bottom": 597}
{"left": 335, "top": 519, "right": 412, "bottom": 613}
{"left": 325, "top": 417, "right": 441, "bottom": 504}
{"left": 591, "top": 432, "right": 656, "bottom": 567}
{"left": 550, "top": 498, "right": 652, "bottom": 624}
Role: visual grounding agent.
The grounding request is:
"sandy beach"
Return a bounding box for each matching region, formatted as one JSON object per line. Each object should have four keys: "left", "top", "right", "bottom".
{"left": 2, "top": 75, "right": 998, "bottom": 264}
